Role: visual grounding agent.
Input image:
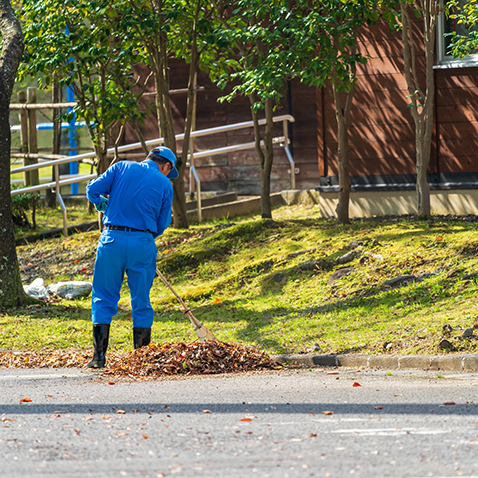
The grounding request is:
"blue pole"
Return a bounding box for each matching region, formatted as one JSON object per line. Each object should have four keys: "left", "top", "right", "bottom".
{"left": 67, "top": 86, "right": 78, "bottom": 194}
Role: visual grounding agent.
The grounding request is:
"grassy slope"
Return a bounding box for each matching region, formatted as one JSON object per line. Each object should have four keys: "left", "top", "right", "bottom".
{"left": 3, "top": 203, "right": 478, "bottom": 356}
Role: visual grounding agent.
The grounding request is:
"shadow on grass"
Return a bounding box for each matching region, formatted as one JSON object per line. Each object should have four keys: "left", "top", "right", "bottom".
{"left": 156, "top": 272, "right": 467, "bottom": 354}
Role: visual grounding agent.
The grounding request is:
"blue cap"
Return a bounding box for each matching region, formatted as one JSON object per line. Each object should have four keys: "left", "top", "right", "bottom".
{"left": 149, "top": 146, "right": 179, "bottom": 179}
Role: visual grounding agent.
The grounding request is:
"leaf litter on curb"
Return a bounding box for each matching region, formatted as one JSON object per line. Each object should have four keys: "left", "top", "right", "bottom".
{"left": 0, "top": 341, "right": 278, "bottom": 378}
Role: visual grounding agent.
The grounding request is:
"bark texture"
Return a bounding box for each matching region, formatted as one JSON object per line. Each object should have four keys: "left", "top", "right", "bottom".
{"left": 148, "top": 0, "right": 189, "bottom": 229}
{"left": 401, "top": 1, "right": 438, "bottom": 216}
{"left": 331, "top": 61, "right": 355, "bottom": 225}
{"left": 0, "top": 0, "right": 30, "bottom": 307}
{"left": 262, "top": 100, "right": 274, "bottom": 219}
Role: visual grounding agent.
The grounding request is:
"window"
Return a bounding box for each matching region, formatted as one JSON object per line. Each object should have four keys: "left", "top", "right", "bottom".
{"left": 436, "top": 0, "right": 478, "bottom": 67}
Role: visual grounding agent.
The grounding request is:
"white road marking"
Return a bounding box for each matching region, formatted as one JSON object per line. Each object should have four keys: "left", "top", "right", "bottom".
{"left": 332, "top": 427, "right": 449, "bottom": 436}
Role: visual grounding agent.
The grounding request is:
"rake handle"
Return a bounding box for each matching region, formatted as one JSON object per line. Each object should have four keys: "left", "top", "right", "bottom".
{"left": 155, "top": 267, "right": 216, "bottom": 341}
{"left": 156, "top": 267, "right": 189, "bottom": 311}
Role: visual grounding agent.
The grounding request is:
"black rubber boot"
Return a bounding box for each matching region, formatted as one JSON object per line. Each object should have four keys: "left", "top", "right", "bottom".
{"left": 87, "top": 324, "right": 110, "bottom": 368}
{"left": 133, "top": 327, "right": 151, "bottom": 349}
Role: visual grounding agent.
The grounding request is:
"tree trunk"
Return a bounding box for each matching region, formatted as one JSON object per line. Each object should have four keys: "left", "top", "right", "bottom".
{"left": 332, "top": 84, "right": 353, "bottom": 225}
{"left": 0, "top": 0, "right": 32, "bottom": 307}
{"left": 260, "top": 98, "right": 274, "bottom": 219}
{"left": 94, "top": 137, "right": 109, "bottom": 176}
{"left": 153, "top": 43, "right": 189, "bottom": 229}
{"left": 178, "top": 7, "right": 202, "bottom": 223}
{"left": 400, "top": 1, "right": 438, "bottom": 217}
{"left": 335, "top": 112, "right": 351, "bottom": 225}
{"left": 416, "top": 118, "right": 432, "bottom": 216}
{"left": 248, "top": 93, "right": 274, "bottom": 217}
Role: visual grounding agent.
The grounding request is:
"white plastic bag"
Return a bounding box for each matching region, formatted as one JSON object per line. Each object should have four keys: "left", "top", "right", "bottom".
{"left": 23, "top": 278, "right": 50, "bottom": 300}
{"left": 47, "top": 281, "right": 92, "bottom": 300}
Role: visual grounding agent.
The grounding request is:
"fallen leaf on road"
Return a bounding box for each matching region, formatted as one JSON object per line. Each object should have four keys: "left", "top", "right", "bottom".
{"left": 310, "top": 433, "right": 317, "bottom": 437}
{"left": 394, "top": 394, "right": 402, "bottom": 397}
{"left": 53, "top": 411, "right": 66, "bottom": 414}
{"left": 116, "top": 410, "right": 126, "bottom": 414}
{"left": 74, "top": 429, "right": 80, "bottom": 435}
{"left": 84, "top": 417, "right": 93, "bottom": 421}
{"left": 239, "top": 418, "right": 252, "bottom": 422}
{"left": 374, "top": 406, "right": 384, "bottom": 410}
{"left": 101, "top": 414, "right": 111, "bottom": 419}
{"left": 116, "top": 432, "right": 127, "bottom": 437}
{"left": 352, "top": 382, "right": 361, "bottom": 387}
{"left": 444, "top": 401, "right": 456, "bottom": 406}
{"left": 142, "top": 434, "right": 149, "bottom": 439}
{"left": 19, "top": 398, "right": 32, "bottom": 402}
{"left": 203, "top": 409, "right": 212, "bottom": 413}
{"left": 322, "top": 411, "right": 334, "bottom": 415}
{"left": 327, "top": 371, "right": 339, "bottom": 375}
{"left": 108, "top": 382, "right": 115, "bottom": 385}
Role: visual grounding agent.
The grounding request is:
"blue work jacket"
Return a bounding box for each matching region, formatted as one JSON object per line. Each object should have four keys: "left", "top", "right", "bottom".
{"left": 86, "top": 159, "right": 173, "bottom": 238}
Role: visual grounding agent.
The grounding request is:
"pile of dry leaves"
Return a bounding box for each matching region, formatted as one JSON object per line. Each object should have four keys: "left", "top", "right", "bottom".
{"left": 106, "top": 341, "right": 279, "bottom": 378}
{"left": 0, "top": 341, "right": 278, "bottom": 377}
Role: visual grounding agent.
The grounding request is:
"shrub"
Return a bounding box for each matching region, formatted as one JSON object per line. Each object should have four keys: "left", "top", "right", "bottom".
{"left": 10, "top": 184, "right": 41, "bottom": 229}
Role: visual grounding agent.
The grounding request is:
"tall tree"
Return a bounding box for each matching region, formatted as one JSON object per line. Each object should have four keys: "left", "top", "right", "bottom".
{"left": 19, "top": 0, "right": 149, "bottom": 176}
{"left": 290, "top": 0, "right": 389, "bottom": 224}
{"left": 210, "top": 0, "right": 288, "bottom": 219}
{"left": 0, "top": 0, "right": 30, "bottom": 307}
{"left": 399, "top": 0, "right": 440, "bottom": 216}
{"left": 125, "top": 0, "right": 216, "bottom": 228}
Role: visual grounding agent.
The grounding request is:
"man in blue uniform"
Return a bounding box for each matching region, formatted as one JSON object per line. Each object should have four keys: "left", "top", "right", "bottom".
{"left": 85, "top": 146, "right": 178, "bottom": 369}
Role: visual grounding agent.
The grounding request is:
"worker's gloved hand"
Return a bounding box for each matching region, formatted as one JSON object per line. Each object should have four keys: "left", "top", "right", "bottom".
{"left": 95, "top": 196, "right": 109, "bottom": 212}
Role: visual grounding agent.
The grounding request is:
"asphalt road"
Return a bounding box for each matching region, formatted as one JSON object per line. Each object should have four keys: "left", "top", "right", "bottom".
{"left": 1, "top": 367, "right": 478, "bottom": 478}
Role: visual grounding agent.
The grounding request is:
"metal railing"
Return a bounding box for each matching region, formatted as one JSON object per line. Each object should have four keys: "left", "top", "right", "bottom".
{"left": 11, "top": 114, "right": 295, "bottom": 233}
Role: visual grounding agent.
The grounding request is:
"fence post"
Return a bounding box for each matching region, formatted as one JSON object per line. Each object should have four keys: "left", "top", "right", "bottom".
{"left": 18, "top": 90, "right": 30, "bottom": 186}
{"left": 54, "top": 163, "right": 68, "bottom": 237}
{"left": 283, "top": 118, "right": 296, "bottom": 190}
{"left": 27, "top": 87, "right": 39, "bottom": 186}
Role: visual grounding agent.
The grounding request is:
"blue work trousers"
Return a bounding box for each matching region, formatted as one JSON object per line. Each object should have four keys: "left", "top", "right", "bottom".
{"left": 92, "top": 230, "right": 157, "bottom": 328}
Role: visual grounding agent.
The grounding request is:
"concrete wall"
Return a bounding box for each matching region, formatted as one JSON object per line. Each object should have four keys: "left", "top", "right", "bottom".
{"left": 317, "top": 189, "right": 478, "bottom": 218}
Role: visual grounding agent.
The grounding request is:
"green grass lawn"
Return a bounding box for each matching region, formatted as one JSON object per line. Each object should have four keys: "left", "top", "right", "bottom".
{"left": 3, "top": 203, "right": 478, "bottom": 356}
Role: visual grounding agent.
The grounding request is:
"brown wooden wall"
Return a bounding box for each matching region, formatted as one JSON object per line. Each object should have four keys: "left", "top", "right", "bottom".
{"left": 319, "top": 19, "right": 478, "bottom": 187}
{"left": 436, "top": 68, "right": 478, "bottom": 177}
{"left": 124, "top": 20, "right": 478, "bottom": 194}
{"left": 124, "top": 59, "right": 318, "bottom": 194}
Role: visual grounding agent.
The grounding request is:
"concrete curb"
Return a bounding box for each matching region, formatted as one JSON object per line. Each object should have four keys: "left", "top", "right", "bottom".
{"left": 273, "top": 353, "right": 478, "bottom": 372}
